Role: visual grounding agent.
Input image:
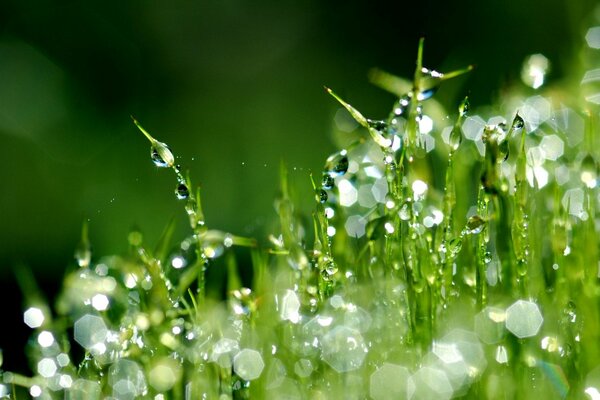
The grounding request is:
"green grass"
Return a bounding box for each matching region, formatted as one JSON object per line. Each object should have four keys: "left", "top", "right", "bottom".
{"left": 3, "top": 36, "right": 600, "bottom": 399}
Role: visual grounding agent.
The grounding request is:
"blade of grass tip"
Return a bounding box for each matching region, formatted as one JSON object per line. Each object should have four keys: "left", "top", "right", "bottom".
{"left": 324, "top": 87, "right": 369, "bottom": 128}
{"left": 230, "top": 235, "right": 257, "bottom": 247}
{"left": 368, "top": 68, "right": 412, "bottom": 96}
{"left": 414, "top": 37, "right": 425, "bottom": 85}
{"left": 131, "top": 115, "right": 156, "bottom": 144}
{"left": 154, "top": 217, "right": 177, "bottom": 263}
{"left": 74, "top": 220, "right": 91, "bottom": 268}
{"left": 325, "top": 87, "right": 391, "bottom": 148}
{"left": 439, "top": 65, "right": 475, "bottom": 81}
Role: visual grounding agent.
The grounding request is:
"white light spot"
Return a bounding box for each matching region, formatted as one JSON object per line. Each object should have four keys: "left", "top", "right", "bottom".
{"left": 325, "top": 207, "right": 335, "bottom": 219}
{"left": 384, "top": 222, "right": 395, "bottom": 234}
{"left": 37, "top": 358, "right": 57, "bottom": 378}
{"left": 38, "top": 331, "right": 55, "bottom": 348}
{"left": 91, "top": 294, "right": 110, "bottom": 311}
{"left": 171, "top": 256, "right": 185, "bottom": 269}
{"left": 412, "top": 180, "right": 428, "bottom": 198}
{"left": 30, "top": 385, "right": 42, "bottom": 397}
{"left": 419, "top": 115, "right": 434, "bottom": 134}
{"left": 327, "top": 226, "right": 336, "bottom": 237}
{"left": 24, "top": 307, "right": 45, "bottom": 328}
{"left": 59, "top": 374, "right": 73, "bottom": 388}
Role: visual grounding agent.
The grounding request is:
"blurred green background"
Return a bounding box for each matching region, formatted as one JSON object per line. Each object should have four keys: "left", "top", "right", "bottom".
{"left": 0, "top": 0, "right": 596, "bottom": 371}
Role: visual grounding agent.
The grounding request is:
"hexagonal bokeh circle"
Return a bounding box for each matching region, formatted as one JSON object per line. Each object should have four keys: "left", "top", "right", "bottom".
{"left": 505, "top": 300, "right": 543, "bottom": 339}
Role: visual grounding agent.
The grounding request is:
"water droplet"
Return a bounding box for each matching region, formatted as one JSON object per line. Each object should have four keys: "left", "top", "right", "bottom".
{"left": 449, "top": 127, "right": 462, "bottom": 151}
{"left": 322, "top": 173, "right": 335, "bottom": 190}
{"left": 499, "top": 139, "right": 510, "bottom": 161}
{"left": 464, "top": 215, "right": 486, "bottom": 235}
{"left": 448, "top": 238, "right": 463, "bottom": 257}
{"left": 325, "top": 152, "right": 349, "bottom": 177}
{"left": 317, "top": 189, "right": 328, "bottom": 204}
{"left": 484, "top": 251, "right": 492, "bottom": 264}
{"left": 325, "top": 260, "right": 338, "bottom": 275}
{"left": 175, "top": 183, "right": 190, "bottom": 200}
{"left": 151, "top": 142, "right": 174, "bottom": 168}
{"left": 511, "top": 114, "right": 525, "bottom": 132}
{"left": 459, "top": 97, "right": 470, "bottom": 116}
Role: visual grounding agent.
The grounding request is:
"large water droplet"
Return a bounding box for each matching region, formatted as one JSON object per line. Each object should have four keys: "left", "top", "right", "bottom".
{"left": 317, "top": 189, "right": 328, "bottom": 204}
{"left": 325, "top": 152, "right": 349, "bottom": 177}
{"left": 449, "top": 127, "right": 462, "bottom": 151}
{"left": 175, "top": 183, "right": 190, "bottom": 200}
{"left": 511, "top": 114, "right": 525, "bottom": 132}
{"left": 464, "top": 215, "right": 486, "bottom": 235}
{"left": 150, "top": 142, "right": 174, "bottom": 168}
{"left": 325, "top": 260, "right": 338, "bottom": 275}
{"left": 322, "top": 173, "right": 335, "bottom": 190}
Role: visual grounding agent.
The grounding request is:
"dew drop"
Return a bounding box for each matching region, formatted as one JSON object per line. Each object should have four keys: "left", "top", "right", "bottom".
{"left": 464, "top": 215, "right": 486, "bottom": 235}
{"left": 448, "top": 238, "right": 463, "bottom": 257}
{"left": 459, "top": 97, "right": 470, "bottom": 116}
{"left": 511, "top": 114, "right": 525, "bottom": 132}
{"left": 484, "top": 251, "right": 492, "bottom": 264}
{"left": 325, "top": 152, "right": 349, "bottom": 177}
{"left": 151, "top": 142, "right": 175, "bottom": 168}
{"left": 368, "top": 119, "right": 387, "bottom": 131}
{"left": 317, "top": 189, "right": 328, "bottom": 204}
{"left": 175, "top": 183, "right": 190, "bottom": 200}
{"left": 322, "top": 174, "right": 335, "bottom": 190}
{"left": 449, "top": 127, "right": 462, "bottom": 151}
{"left": 325, "top": 260, "right": 338, "bottom": 275}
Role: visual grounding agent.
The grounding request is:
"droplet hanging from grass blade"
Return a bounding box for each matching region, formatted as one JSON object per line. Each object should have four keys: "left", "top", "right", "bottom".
{"left": 322, "top": 173, "right": 335, "bottom": 190}
{"left": 175, "top": 183, "right": 190, "bottom": 200}
{"left": 132, "top": 117, "right": 175, "bottom": 168}
{"left": 464, "top": 215, "right": 486, "bottom": 235}
{"left": 324, "top": 151, "right": 349, "bottom": 177}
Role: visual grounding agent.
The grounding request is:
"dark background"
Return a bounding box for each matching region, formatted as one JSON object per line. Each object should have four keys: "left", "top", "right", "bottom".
{"left": 0, "top": 0, "right": 595, "bottom": 373}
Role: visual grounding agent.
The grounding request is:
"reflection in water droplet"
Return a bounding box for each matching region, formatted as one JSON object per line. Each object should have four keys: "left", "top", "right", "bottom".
{"left": 175, "top": 183, "right": 190, "bottom": 200}
{"left": 512, "top": 114, "right": 525, "bottom": 131}
{"left": 464, "top": 215, "right": 486, "bottom": 235}
{"left": 449, "top": 127, "right": 462, "bottom": 151}
{"left": 317, "top": 189, "right": 328, "bottom": 204}
{"left": 325, "top": 152, "right": 349, "bottom": 177}
{"left": 322, "top": 174, "right": 335, "bottom": 190}
{"left": 325, "top": 260, "right": 338, "bottom": 275}
{"left": 151, "top": 142, "right": 174, "bottom": 168}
